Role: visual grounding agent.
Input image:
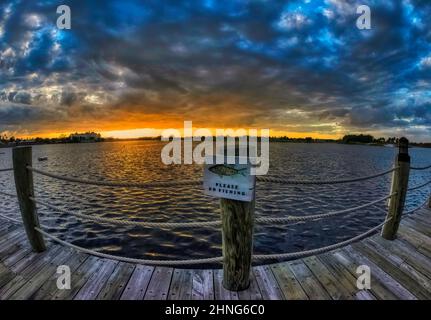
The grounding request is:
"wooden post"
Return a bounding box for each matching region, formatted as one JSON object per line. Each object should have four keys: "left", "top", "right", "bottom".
{"left": 220, "top": 198, "right": 255, "bottom": 291}
{"left": 13, "top": 146, "right": 46, "bottom": 252}
{"left": 381, "top": 137, "right": 410, "bottom": 240}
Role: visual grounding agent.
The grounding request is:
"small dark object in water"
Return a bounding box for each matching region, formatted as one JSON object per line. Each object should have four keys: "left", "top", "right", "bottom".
{"left": 38, "top": 157, "right": 48, "bottom": 161}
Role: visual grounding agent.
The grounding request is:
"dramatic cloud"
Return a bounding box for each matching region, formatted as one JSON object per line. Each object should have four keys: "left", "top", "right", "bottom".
{"left": 0, "top": 0, "right": 430, "bottom": 140}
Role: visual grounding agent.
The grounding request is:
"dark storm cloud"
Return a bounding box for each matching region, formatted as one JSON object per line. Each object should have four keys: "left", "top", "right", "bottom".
{"left": 0, "top": 0, "right": 430, "bottom": 138}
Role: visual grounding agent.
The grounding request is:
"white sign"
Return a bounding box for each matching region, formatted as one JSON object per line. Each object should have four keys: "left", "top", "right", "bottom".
{"left": 203, "top": 163, "right": 256, "bottom": 202}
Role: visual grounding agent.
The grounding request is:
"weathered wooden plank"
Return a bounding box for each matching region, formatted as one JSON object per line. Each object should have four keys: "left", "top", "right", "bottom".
{"left": 288, "top": 260, "right": 331, "bottom": 300}
{"left": 0, "top": 263, "right": 15, "bottom": 289}
{"left": 0, "top": 246, "right": 63, "bottom": 299}
{"left": 0, "top": 239, "right": 31, "bottom": 266}
{"left": 74, "top": 259, "right": 118, "bottom": 300}
{"left": 9, "top": 248, "right": 75, "bottom": 300}
{"left": 366, "top": 239, "right": 431, "bottom": 296}
{"left": 253, "top": 265, "right": 284, "bottom": 300}
{"left": 353, "top": 242, "right": 431, "bottom": 299}
{"left": 403, "top": 218, "right": 431, "bottom": 238}
{"left": 397, "top": 225, "right": 431, "bottom": 258}
{"left": 120, "top": 265, "right": 154, "bottom": 300}
{"left": 303, "top": 255, "right": 353, "bottom": 300}
{"left": 355, "top": 290, "right": 376, "bottom": 300}
{"left": 371, "top": 237, "right": 431, "bottom": 280}
{"left": 317, "top": 251, "right": 374, "bottom": 300}
{"left": 270, "top": 263, "right": 308, "bottom": 300}
{"left": 327, "top": 249, "right": 397, "bottom": 300}
{"left": 51, "top": 256, "right": 104, "bottom": 300}
{"left": 213, "top": 269, "right": 239, "bottom": 300}
{"left": 411, "top": 215, "right": 431, "bottom": 228}
{"left": 31, "top": 252, "right": 89, "bottom": 300}
{"left": 237, "top": 271, "right": 262, "bottom": 300}
{"left": 191, "top": 270, "right": 214, "bottom": 300}
{"left": 0, "top": 238, "right": 28, "bottom": 261}
{"left": 144, "top": 267, "right": 173, "bottom": 300}
{"left": 97, "top": 262, "right": 135, "bottom": 300}
{"left": 0, "top": 228, "right": 24, "bottom": 247}
{"left": 169, "top": 269, "right": 193, "bottom": 300}
{"left": 342, "top": 247, "right": 417, "bottom": 300}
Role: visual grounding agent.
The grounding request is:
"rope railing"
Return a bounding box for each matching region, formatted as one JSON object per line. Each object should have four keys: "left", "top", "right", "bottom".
{"left": 0, "top": 168, "right": 13, "bottom": 172}
{"left": 31, "top": 197, "right": 222, "bottom": 228}
{"left": 410, "top": 164, "right": 431, "bottom": 171}
{"left": 254, "top": 193, "right": 395, "bottom": 223}
{"left": 35, "top": 227, "right": 223, "bottom": 266}
{"left": 28, "top": 166, "right": 201, "bottom": 188}
{"left": 253, "top": 218, "right": 391, "bottom": 261}
{"left": 31, "top": 192, "right": 395, "bottom": 229}
{"left": 0, "top": 141, "right": 427, "bottom": 280}
{"left": 33, "top": 218, "right": 392, "bottom": 266}
{"left": 27, "top": 165, "right": 397, "bottom": 188}
{"left": 0, "top": 212, "right": 21, "bottom": 224}
{"left": 407, "top": 179, "right": 431, "bottom": 192}
{"left": 256, "top": 167, "right": 397, "bottom": 185}
{"left": 0, "top": 190, "right": 17, "bottom": 198}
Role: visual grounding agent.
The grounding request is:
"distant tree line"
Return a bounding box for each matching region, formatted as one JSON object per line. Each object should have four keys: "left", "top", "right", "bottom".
{"left": 1, "top": 133, "right": 430, "bottom": 148}
{"left": 341, "top": 134, "right": 400, "bottom": 145}
{"left": 0, "top": 132, "right": 104, "bottom": 147}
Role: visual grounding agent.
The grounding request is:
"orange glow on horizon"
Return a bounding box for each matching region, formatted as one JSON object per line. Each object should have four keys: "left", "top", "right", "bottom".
{"left": 16, "top": 128, "right": 342, "bottom": 140}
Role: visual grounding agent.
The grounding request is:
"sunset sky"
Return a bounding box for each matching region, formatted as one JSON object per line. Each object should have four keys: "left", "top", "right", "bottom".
{"left": 0, "top": 0, "right": 430, "bottom": 141}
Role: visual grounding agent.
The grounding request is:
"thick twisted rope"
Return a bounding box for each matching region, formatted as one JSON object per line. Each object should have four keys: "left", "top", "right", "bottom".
{"left": 35, "top": 227, "right": 223, "bottom": 266}
{"left": 256, "top": 167, "right": 396, "bottom": 185}
{"left": 0, "top": 190, "right": 17, "bottom": 198}
{"left": 28, "top": 166, "right": 201, "bottom": 188}
{"left": 253, "top": 218, "right": 391, "bottom": 261}
{"left": 32, "top": 192, "right": 393, "bottom": 228}
{"left": 408, "top": 179, "right": 431, "bottom": 192}
{"left": 255, "top": 193, "right": 395, "bottom": 223}
{"left": 0, "top": 168, "right": 13, "bottom": 172}
{"left": 0, "top": 213, "right": 21, "bottom": 224}
{"left": 28, "top": 166, "right": 396, "bottom": 188}
{"left": 410, "top": 164, "right": 431, "bottom": 171}
{"left": 31, "top": 197, "right": 221, "bottom": 228}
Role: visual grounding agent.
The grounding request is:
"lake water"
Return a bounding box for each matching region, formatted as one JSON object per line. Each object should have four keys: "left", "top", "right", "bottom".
{"left": 0, "top": 141, "right": 430, "bottom": 266}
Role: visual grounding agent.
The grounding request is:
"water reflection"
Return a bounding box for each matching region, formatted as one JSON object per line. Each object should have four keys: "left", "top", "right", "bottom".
{"left": 0, "top": 141, "right": 430, "bottom": 266}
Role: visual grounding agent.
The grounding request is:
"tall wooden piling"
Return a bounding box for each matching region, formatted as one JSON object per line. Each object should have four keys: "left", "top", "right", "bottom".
{"left": 382, "top": 137, "right": 410, "bottom": 240}
{"left": 13, "top": 146, "right": 46, "bottom": 252}
{"left": 220, "top": 198, "right": 255, "bottom": 291}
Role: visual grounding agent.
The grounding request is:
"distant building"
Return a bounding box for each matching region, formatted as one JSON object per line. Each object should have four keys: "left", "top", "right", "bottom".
{"left": 69, "top": 132, "right": 102, "bottom": 143}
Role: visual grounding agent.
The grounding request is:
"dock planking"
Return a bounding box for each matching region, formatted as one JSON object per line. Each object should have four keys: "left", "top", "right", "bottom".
{"left": 0, "top": 206, "right": 430, "bottom": 300}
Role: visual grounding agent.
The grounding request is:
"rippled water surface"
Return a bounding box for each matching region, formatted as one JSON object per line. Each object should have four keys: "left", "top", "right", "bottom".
{"left": 0, "top": 141, "right": 430, "bottom": 266}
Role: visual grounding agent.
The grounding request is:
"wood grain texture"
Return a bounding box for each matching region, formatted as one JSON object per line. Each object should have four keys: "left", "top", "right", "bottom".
{"left": 0, "top": 199, "right": 430, "bottom": 300}
{"left": 12, "top": 146, "right": 46, "bottom": 252}
{"left": 220, "top": 198, "right": 255, "bottom": 291}
{"left": 382, "top": 138, "right": 410, "bottom": 240}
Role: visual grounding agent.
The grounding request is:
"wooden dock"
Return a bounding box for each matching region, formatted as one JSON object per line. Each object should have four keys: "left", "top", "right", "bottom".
{"left": 0, "top": 205, "right": 429, "bottom": 300}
